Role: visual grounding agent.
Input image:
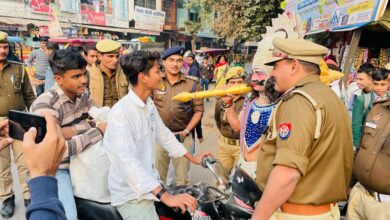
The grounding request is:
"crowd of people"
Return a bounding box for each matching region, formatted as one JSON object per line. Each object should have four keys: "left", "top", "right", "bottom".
{"left": 0, "top": 28, "right": 390, "bottom": 220}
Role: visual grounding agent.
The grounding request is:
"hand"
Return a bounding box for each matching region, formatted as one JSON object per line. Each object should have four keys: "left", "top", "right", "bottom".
{"left": 190, "top": 151, "right": 214, "bottom": 165}
{"left": 0, "top": 120, "right": 13, "bottom": 151}
{"left": 61, "top": 126, "right": 75, "bottom": 140}
{"left": 97, "top": 122, "right": 107, "bottom": 134}
{"left": 23, "top": 112, "right": 65, "bottom": 178}
{"left": 160, "top": 193, "right": 197, "bottom": 213}
{"left": 175, "top": 130, "right": 188, "bottom": 142}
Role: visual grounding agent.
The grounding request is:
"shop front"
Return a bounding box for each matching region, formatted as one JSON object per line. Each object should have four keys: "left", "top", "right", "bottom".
{"left": 284, "top": 0, "right": 389, "bottom": 76}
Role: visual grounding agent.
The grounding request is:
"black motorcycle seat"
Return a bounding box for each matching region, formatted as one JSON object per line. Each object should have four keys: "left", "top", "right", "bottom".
{"left": 75, "top": 196, "right": 123, "bottom": 220}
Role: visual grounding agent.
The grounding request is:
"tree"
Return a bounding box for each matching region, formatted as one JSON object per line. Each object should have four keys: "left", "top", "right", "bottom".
{"left": 188, "top": 0, "right": 283, "bottom": 41}
{"left": 185, "top": 20, "right": 202, "bottom": 51}
{"left": 185, "top": 0, "right": 214, "bottom": 51}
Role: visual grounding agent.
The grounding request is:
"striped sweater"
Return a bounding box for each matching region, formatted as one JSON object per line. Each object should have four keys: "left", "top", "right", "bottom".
{"left": 30, "top": 84, "right": 103, "bottom": 169}
{"left": 26, "top": 49, "right": 50, "bottom": 80}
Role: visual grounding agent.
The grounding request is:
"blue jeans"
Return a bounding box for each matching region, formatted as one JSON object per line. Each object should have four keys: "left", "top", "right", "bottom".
{"left": 56, "top": 169, "right": 78, "bottom": 220}
{"left": 44, "top": 68, "right": 55, "bottom": 92}
{"left": 200, "top": 78, "right": 210, "bottom": 91}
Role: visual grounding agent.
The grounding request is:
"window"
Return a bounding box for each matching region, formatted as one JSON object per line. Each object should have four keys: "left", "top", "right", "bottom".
{"left": 189, "top": 12, "right": 198, "bottom": 22}
{"left": 135, "top": 0, "right": 156, "bottom": 10}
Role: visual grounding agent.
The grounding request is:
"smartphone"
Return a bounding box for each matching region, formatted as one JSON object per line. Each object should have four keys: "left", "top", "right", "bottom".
{"left": 174, "top": 133, "right": 184, "bottom": 143}
{"left": 8, "top": 110, "right": 47, "bottom": 143}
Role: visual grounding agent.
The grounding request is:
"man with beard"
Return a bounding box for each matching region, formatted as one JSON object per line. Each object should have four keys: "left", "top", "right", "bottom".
{"left": 0, "top": 31, "right": 35, "bottom": 219}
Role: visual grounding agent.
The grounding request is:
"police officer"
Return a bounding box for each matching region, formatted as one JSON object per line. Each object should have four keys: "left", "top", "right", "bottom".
{"left": 251, "top": 38, "right": 353, "bottom": 220}
{"left": 89, "top": 39, "right": 129, "bottom": 108}
{"left": 215, "top": 67, "right": 246, "bottom": 180}
{"left": 153, "top": 46, "right": 204, "bottom": 186}
{"left": 347, "top": 74, "right": 390, "bottom": 219}
{"left": 0, "top": 31, "right": 36, "bottom": 218}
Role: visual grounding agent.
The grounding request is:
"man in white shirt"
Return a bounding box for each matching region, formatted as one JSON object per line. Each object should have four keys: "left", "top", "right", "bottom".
{"left": 103, "top": 50, "right": 212, "bottom": 220}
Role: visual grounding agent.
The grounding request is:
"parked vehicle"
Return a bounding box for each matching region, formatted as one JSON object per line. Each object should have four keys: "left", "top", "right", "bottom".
{"left": 156, "top": 156, "right": 262, "bottom": 220}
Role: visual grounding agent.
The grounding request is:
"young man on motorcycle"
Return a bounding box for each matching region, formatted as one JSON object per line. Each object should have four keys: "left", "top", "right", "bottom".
{"left": 103, "top": 50, "right": 212, "bottom": 220}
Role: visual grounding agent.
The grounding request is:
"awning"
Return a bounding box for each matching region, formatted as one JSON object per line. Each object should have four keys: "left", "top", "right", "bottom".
{"left": 82, "top": 25, "right": 139, "bottom": 34}
{"left": 0, "top": 16, "right": 73, "bottom": 29}
{"left": 0, "top": 17, "right": 47, "bottom": 27}
{"left": 370, "top": 7, "right": 390, "bottom": 32}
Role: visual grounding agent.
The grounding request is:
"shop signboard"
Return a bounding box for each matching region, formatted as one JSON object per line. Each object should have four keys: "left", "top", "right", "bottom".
{"left": 134, "top": 6, "right": 165, "bottom": 32}
{"left": 39, "top": 25, "right": 49, "bottom": 36}
{"left": 285, "top": 0, "right": 389, "bottom": 34}
{"left": 30, "top": 0, "right": 52, "bottom": 13}
{"left": 80, "top": 1, "right": 106, "bottom": 26}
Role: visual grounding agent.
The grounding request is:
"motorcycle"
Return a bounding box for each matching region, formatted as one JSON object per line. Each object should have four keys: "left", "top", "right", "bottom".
{"left": 156, "top": 156, "right": 263, "bottom": 220}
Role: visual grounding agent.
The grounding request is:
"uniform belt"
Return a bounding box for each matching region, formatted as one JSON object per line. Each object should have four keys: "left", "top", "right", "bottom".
{"left": 368, "top": 190, "right": 390, "bottom": 203}
{"left": 281, "top": 202, "right": 334, "bottom": 216}
{"left": 222, "top": 136, "right": 239, "bottom": 146}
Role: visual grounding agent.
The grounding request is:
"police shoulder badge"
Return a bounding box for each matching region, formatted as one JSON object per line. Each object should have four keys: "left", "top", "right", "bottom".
{"left": 278, "top": 123, "right": 292, "bottom": 140}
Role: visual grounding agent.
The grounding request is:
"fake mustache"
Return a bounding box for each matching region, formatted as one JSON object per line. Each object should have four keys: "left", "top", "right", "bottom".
{"left": 250, "top": 79, "right": 266, "bottom": 86}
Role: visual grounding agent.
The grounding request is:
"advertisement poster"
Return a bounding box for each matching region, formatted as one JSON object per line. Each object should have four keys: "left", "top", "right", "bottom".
{"left": 285, "top": 0, "right": 388, "bottom": 34}
{"left": 134, "top": 6, "right": 165, "bottom": 32}
{"left": 30, "top": 0, "right": 53, "bottom": 13}
{"left": 80, "top": 0, "right": 106, "bottom": 26}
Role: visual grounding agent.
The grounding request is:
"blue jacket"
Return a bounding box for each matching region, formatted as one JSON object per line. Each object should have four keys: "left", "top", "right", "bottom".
{"left": 187, "top": 61, "right": 201, "bottom": 79}
{"left": 26, "top": 176, "right": 66, "bottom": 220}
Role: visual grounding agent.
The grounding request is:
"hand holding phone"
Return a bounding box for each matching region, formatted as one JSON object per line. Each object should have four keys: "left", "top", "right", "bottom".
{"left": 8, "top": 110, "right": 47, "bottom": 143}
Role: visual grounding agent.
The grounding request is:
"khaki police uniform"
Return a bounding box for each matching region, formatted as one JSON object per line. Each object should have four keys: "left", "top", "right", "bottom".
{"left": 214, "top": 67, "right": 246, "bottom": 180}
{"left": 0, "top": 38, "right": 36, "bottom": 201}
{"left": 347, "top": 98, "right": 390, "bottom": 220}
{"left": 256, "top": 38, "right": 353, "bottom": 219}
{"left": 89, "top": 63, "right": 128, "bottom": 108}
{"left": 153, "top": 73, "right": 204, "bottom": 186}
{"left": 215, "top": 97, "right": 244, "bottom": 180}
{"left": 89, "top": 39, "right": 129, "bottom": 107}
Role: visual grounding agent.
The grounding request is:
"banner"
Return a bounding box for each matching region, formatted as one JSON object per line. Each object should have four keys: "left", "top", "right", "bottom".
{"left": 80, "top": 1, "right": 106, "bottom": 25}
{"left": 285, "top": 0, "right": 389, "bottom": 34}
{"left": 134, "top": 6, "right": 165, "bottom": 32}
{"left": 30, "top": 0, "right": 52, "bottom": 13}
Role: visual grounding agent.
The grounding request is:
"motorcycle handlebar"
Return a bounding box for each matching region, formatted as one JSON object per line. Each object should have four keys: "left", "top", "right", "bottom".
{"left": 201, "top": 156, "right": 229, "bottom": 188}
{"left": 201, "top": 156, "right": 217, "bottom": 168}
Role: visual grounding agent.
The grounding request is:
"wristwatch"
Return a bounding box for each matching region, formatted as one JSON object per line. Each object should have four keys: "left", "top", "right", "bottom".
{"left": 184, "top": 129, "right": 190, "bottom": 136}
{"left": 156, "top": 187, "right": 167, "bottom": 200}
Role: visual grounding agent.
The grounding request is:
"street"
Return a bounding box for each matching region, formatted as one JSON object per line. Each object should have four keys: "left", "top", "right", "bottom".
{"left": 2, "top": 85, "right": 220, "bottom": 220}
